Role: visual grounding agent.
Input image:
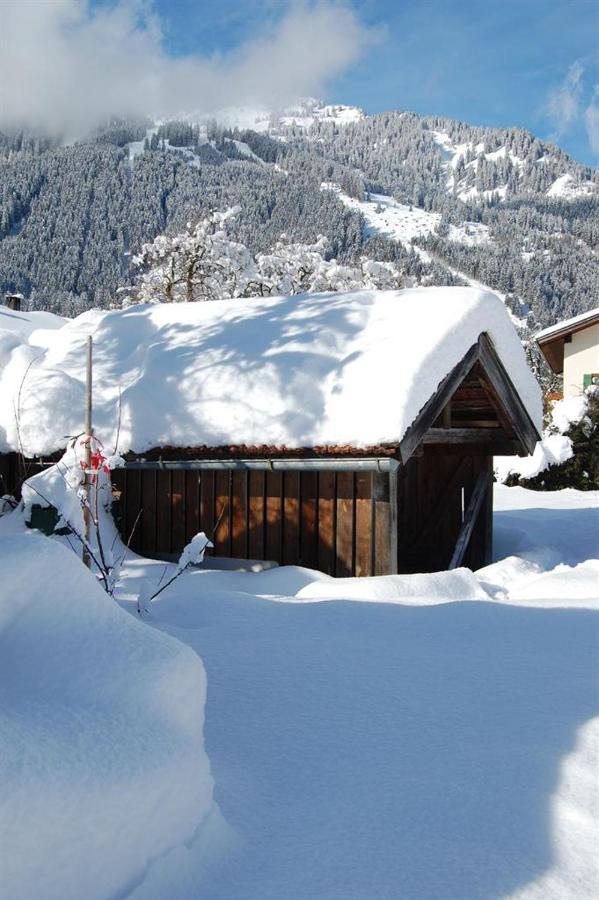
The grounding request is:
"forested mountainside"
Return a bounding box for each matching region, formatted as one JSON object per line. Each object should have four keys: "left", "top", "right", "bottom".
{"left": 0, "top": 100, "right": 597, "bottom": 328}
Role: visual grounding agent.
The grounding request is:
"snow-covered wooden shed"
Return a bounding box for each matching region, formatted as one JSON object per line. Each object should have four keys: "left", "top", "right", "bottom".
{"left": 0, "top": 288, "right": 541, "bottom": 575}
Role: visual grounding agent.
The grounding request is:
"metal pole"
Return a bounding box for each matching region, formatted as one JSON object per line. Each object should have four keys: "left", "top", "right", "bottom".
{"left": 82, "top": 336, "right": 93, "bottom": 568}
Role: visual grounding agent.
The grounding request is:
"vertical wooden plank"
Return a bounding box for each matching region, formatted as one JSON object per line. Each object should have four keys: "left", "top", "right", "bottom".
{"left": 299, "top": 471, "right": 318, "bottom": 570}
{"left": 397, "top": 458, "right": 417, "bottom": 573}
{"left": 388, "top": 469, "right": 399, "bottom": 575}
{"left": 185, "top": 471, "right": 200, "bottom": 543}
{"left": 373, "top": 472, "right": 390, "bottom": 575}
{"left": 464, "top": 453, "right": 493, "bottom": 570}
{"left": 199, "top": 471, "right": 215, "bottom": 559}
{"left": 213, "top": 471, "right": 230, "bottom": 557}
{"left": 484, "top": 457, "right": 494, "bottom": 566}
{"left": 317, "top": 471, "right": 335, "bottom": 576}
{"left": 125, "top": 469, "right": 142, "bottom": 553}
{"left": 156, "top": 470, "right": 171, "bottom": 555}
{"left": 227, "top": 470, "right": 234, "bottom": 557}
{"left": 265, "top": 471, "right": 282, "bottom": 564}
{"left": 231, "top": 470, "right": 247, "bottom": 559}
{"left": 171, "top": 470, "right": 186, "bottom": 553}
{"left": 141, "top": 470, "right": 157, "bottom": 556}
{"left": 283, "top": 471, "right": 300, "bottom": 565}
{"left": 335, "top": 471, "right": 354, "bottom": 577}
{"left": 437, "top": 451, "right": 456, "bottom": 571}
{"left": 119, "top": 470, "right": 128, "bottom": 543}
{"left": 248, "top": 470, "right": 265, "bottom": 560}
{"left": 110, "top": 468, "right": 125, "bottom": 542}
{"left": 244, "top": 470, "right": 250, "bottom": 560}
{"left": 199, "top": 471, "right": 213, "bottom": 532}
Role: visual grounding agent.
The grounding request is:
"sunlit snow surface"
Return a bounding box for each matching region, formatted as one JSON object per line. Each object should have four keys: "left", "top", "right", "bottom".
{"left": 111, "top": 484, "right": 599, "bottom": 900}
{"left": 1, "top": 448, "right": 597, "bottom": 898}
{"left": 0, "top": 287, "right": 541, "bottom": 457}
{"left": 0, "top": 533, "right": 215, "bottom": 900}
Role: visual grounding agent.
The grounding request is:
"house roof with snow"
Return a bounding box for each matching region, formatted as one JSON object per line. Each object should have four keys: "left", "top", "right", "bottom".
{"left": 0, "top": 287, "right": 542, "bottom": 459}
{"left": 535, "top": 307, "right": 599, "bottom": 374}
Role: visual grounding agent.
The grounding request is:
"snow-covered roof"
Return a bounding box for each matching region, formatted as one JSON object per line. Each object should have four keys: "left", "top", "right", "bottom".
{"left": 535, "top": 307, "right": 599, "bottom": 342}
{"left": 0, "top": 304, "right": 65, "bottom": 339}
{"left": 0, "top": 288, "right": 542, "bottom": 457}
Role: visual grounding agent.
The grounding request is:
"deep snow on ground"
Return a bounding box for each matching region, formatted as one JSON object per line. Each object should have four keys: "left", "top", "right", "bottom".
{"left": 0, "top": 533, "right": 215, "bottom": 900}
{"left": 1, "top": 482, "right": 597, "bottom": 898}
{"left": 114, "top": 484, "right": 599, "bottom": 900}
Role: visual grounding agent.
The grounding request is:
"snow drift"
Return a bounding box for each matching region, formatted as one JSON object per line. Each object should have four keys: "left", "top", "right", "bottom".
{"left": 0, "top": 287, "right": 541, "bottom": 456}
{"left": 0, "top": 533, "right": 214, "bottom": 900}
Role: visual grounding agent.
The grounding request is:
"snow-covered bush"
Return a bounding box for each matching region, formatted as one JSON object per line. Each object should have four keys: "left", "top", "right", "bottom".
{"left": 20, "top": 437, "right": 125, "bottom": 594}
{"left": 125, "top": 208, "right": 404, "bottom": 304}
{"left": 14, "top": 437, "right": 213, "bottom": 610}
{"left": 137, "top": 531, "right": 212, "bottom": 616}
{"left": 496, "top": 387, "right": 599, "bottom": 490}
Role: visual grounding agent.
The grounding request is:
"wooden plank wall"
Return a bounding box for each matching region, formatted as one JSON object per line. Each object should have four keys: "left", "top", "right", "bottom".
{"left": 4, "top": 447, "right": 495, "bottom": 576}
{"left": 398, "top": 447, "right": 493, "bottom": 573}
{"left": 112, "top": 467, "right": 392, "bottom": 577}
{"left": 0, "top": 453, "right": 48, "bottom": 499}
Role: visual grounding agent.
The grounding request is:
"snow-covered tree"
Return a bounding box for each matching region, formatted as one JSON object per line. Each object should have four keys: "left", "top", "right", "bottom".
{"left": 125, "top": 214, "right": 405, "bottom": 305}
{"left": 128, "top": 207, "right": 260, "bottom": 304}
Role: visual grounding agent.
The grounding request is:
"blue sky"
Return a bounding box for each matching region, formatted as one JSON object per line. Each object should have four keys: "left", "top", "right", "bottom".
{"left": 3, "top": 0, "right": 598, "bottom": 163}
{"left": 148, "top": 0, "right": 599, "bottom": 166}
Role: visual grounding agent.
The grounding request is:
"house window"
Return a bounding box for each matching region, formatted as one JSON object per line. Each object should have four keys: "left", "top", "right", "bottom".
{"left": 583, "top": 373, "right": 599, "bottom": 388}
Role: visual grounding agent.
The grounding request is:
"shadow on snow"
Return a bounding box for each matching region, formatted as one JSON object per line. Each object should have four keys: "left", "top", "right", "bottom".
{"left": 155, "top": 595, "right": 599, "bottom": 900}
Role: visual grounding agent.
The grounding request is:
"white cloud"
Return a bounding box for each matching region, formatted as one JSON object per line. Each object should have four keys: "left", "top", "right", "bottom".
{"left": 0, "top": 0, "right": 375, "bottom": 135}
{"left": 546, "top": 61, "right": 584, "bottom": 136}
{"left": 584, "top": 87, "right": 599, "bottom": 155}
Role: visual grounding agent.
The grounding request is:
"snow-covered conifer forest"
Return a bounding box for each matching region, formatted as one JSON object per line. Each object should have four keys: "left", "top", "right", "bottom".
{"left": 1, "top": 100, "right": 598, "bottom": 330}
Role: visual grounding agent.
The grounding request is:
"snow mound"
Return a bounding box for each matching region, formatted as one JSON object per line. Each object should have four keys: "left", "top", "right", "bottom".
{"left": 0, "top": 534, "right": 214, "bottom": 900}
{"left": 0, "top": 304, "right": 65, "bottom": 341}
{"left": 295, "top": 567, "right": 490, "bottom": 604}
{"left": 506, "top": 560, "right": 599, "bottom": 607}
{"left": 0, "top": 287, "right": 541, "bottom": 456}
{"left": 495, "top": 433, "right": 574, "bottom": 482}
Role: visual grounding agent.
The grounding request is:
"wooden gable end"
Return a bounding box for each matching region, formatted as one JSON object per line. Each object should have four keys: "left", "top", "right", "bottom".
{"left": 399, "top": 333, "right": 540, "bottom": 463}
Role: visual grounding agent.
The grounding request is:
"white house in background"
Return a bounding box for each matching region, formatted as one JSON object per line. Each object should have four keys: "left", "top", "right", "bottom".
{"left": 536, "top": 308, "right": 599, "bottom": 397}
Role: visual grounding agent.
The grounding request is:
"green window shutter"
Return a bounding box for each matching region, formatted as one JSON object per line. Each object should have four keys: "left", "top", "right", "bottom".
{"left": 583, "top": 373, "right": 599, "bottom": 388}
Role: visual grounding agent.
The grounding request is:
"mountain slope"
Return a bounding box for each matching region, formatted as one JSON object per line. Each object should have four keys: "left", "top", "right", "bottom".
{"left": 0, "top": 100, "right": 597, "bottom": 327}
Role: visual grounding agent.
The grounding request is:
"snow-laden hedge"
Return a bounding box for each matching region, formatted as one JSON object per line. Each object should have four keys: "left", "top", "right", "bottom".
{"left": 496, "top": 387, "right": 599, "bottom": 490}
{"left": 0, "top": 533, "right": 214, "bottom": 899}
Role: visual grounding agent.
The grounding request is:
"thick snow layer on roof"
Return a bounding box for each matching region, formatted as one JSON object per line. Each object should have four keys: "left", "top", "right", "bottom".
{"left": 0, "top": 288, "right": 541, "bottom": 456}
{"left": 535, "top": 306, "right": 599, "bottom": 340}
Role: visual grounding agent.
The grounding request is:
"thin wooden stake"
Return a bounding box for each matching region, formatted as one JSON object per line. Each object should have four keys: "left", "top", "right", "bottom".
{"left": 82, "top": 336, "right": 93, "bottom": 568}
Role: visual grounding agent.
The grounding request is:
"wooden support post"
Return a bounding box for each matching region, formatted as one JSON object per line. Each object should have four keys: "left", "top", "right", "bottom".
{"left": 82, "top": 336, "right": 93, "bottom": 568}
{"left": 389, "top": 469, "right": 399, "bottom": 575}
{"left": 449, "top": 471, "right": 488, "bottom": 570}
